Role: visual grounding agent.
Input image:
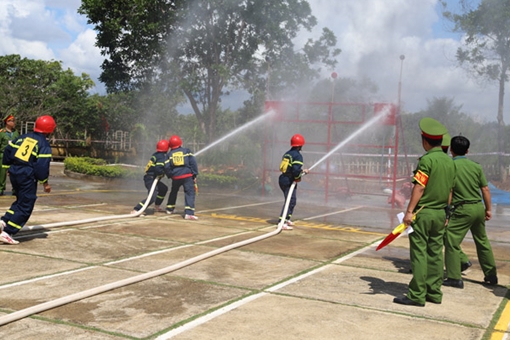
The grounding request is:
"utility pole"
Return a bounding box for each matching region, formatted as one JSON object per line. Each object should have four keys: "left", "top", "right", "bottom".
{"left": 398, "top": 55, "right": 405, "bottom": 108}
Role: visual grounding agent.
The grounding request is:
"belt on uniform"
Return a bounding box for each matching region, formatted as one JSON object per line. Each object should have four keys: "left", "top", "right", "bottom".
{"left": 415, "top": 206, "right": 446, "bottom": 211}
{"left": 449, "top": 201, "right": 481, "bottom": 216}
{"left": 453, "top": 200, "right": 481, "bottom": 205}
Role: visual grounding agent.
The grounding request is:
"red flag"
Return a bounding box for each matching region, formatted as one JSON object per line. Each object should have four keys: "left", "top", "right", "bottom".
{"left": 376, "top": 223, "right": 408, "bottom": 251}
{"left": 376, "top": 206, "right": 425, "bottom": 251}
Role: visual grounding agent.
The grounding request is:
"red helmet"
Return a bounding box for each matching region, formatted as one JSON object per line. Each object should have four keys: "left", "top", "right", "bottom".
{"left": 290, "top": 134, "right": 305, "bottom": 147}
{"left": 34, "top": 115, "right": 56, "bottom": 134}
{"left": 169, "top": 135, "right": 182, "bottom": 149}
{"left": 156, "top": 139, "right": 169, "bottom": 152}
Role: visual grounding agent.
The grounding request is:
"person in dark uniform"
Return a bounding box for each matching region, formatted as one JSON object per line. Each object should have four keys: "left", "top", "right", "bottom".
{"left": 443, "top": 136, "right": 497, "bottom": 288}
{"left": 0, "top": 115, "right": 20, "bottom": 196}
{"left": 278, "top": 133, "right": 309, "bottom": 230}
{"left": 164, "top": 135, "right": 199, "bottom": 220}
{"left": 131, "top": 139, "right": 169, "bottom": 215}
{"left": 393, "top": 117, "right": 455, "bottom": 306}
{"left": 0, "top": 115, "right": 56, "bottom": 244}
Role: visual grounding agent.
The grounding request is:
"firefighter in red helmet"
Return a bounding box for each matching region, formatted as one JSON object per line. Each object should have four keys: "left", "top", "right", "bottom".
{"left": 131, "top": 140, "right": 170, "bottom": 215}
{"left": 277, "top": 133, "right": 309, "bottom": 230}
{"left": 169, "top": 135, "right": 182, "bottom": 150}
{"left": 164, "top": 135, "right": 199, "bottom": 220}
{"left": 0, "top": 115, "right": 56, "bottom": 244}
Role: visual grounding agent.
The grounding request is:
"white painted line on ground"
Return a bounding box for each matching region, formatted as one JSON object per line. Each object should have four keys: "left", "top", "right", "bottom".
{"left": 33, "top": 203, "right": 109, "bottom": 212}
{"left": 303, "top": 206, "right": 364, "bottom": 220}
{"left": 199, "top": 200, "right": 281, "bottom": 213}
{"left": 107, "top": 245, "right": 193, "bottom": 265}
{"left": 1, "top": 229, "right": 258, "bottom": 290}
{"left": 157, "top": 241, "right": 376, "bottom": 339}
{"left": 156, "top": 293, "right": 267, "bottom": 340}
{"left": 109, "top": 231, "right": 255, "bottom": 264}
{"left": 0, "top": 267, "right": 95, "bottom": 290}
{"left": 268, "top": 242, "right": 376, "bottom": 292}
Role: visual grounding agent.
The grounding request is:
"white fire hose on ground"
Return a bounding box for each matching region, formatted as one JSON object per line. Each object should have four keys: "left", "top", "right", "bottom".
{"left": 0, "top": 181, "right": 297, "bottom": 326}
{"left": 21, "top": 178, "right": 160, "bottom": 232}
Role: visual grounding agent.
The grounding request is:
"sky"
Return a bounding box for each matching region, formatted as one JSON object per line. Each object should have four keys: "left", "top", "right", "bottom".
{"left": 1, "top": 0, "right": 506, "bottom": 123}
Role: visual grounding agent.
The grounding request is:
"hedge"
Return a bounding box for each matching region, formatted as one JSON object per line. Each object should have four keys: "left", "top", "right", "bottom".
{"left": 63, "top": 157, "right": 140, "bottom": 179}
{"left": 63, "top": 157, "right": 245, "bottom": 188}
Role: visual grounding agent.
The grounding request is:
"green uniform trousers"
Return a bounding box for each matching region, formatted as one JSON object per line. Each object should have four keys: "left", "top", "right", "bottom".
{"left": 444, "top": 203, "right": 497, "bottom": 280}
{"left": 408, "top": 208, "right": 445, "bottom": 304}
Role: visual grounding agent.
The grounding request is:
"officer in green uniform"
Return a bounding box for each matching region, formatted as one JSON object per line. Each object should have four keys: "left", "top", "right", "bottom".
{"left": 441, "top": 133, "right": 450, "bottom": 153}
{"left": 443, "top": 136, "right": 497, "bottom": 288}
{"left": 442, "top": 132, "right": 473, "bottom": 272}
{"left": 0, "top": 115, "right": 20, "bottom": 196}
{"left": 393, "top": 117, "right": 455, "bottom": 307}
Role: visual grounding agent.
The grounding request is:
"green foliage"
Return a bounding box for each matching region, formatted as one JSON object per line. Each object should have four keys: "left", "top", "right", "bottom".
{"left": 400, "top": 97, "right": 490, "bottom": 154}
{"left": 441, "top": 0, "right": 510, "bottom": 87}
{"left": 64, "top": 157, "right": 141, "bottom": 178}
{"left": 88, "top": 92, "right": 137, "bottom": 134}
{"left": 440, "top": 0, "right": 510, "bottom": 178}
{"left": 63, "top": 156, "right": 250, "bottom": 188}
{"left": 199, "top": 173, "right": 239, "bottom": 188}
{"left": 0, "top": 54, "right": 94, "bottom": 129}
{"left": 79, "top": 0, "right": 341, "bottom": 142}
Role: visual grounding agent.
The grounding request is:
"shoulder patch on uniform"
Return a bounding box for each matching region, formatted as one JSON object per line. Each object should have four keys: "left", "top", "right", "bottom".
{"left": 414, "top": 170, "right": 428, "bottom": 187}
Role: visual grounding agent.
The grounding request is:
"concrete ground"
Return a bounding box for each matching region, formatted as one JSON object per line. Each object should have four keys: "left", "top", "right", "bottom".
{"left": 0, "top": 162, "right": 509, "bottom": 339}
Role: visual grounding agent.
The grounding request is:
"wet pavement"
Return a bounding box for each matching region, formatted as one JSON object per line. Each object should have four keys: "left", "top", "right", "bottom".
{"left": 0, "top": 162, "right": 509, "bottom": 339}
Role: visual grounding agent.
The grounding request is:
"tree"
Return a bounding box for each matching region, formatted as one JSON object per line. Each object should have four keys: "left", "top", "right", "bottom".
{"left": 401, "top": 96, "right": 492, "bottom": 155}
{"left": 441, "top": 0, "right": 510, "bottom": 180}
{"left": 88, "top": 89, "right": 181, "bottom": 158}
{"left": 79, "top": 0, "right": 341, "bottom": 142}
{"left": 0, "top": 54, "right": 94, "bottom": 137}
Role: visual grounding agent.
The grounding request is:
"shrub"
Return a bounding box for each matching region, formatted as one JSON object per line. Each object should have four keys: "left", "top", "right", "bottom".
{"left": 198, "top": 173, "right": 239, "bottom": 188}
{"left": 64, "top": 157, "right": 141, "bottom": 179}
{"left": 63, "top": 157, "right": 254, "bottom": 188}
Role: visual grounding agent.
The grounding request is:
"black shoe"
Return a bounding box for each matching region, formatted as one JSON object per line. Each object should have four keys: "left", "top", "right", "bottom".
{"left": 460, "top": 261, "right": 472, "bottom": 272}
{"left": 442, "top": 278, "right": 464, "bottom": 289}
{"left": 393, "top": 296, "right": 424, "bottom": 307}
{"left": 484, "top": 275, "right": 498, "bottom": 285}
{"left": 425, "top": 296, "right": 441, "bottom": 304}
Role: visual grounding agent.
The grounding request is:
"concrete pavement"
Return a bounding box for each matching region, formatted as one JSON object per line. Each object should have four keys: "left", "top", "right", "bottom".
{"left": 0, "top": 162, "right": 508, "bottom": 339}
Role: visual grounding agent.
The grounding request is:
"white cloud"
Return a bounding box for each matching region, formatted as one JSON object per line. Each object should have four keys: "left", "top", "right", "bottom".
{"left": 0, "top": 0, "right": 103, "bottom": 93}
{"left": 306, "top": 0, "right": 507, "bottom": 123}
{"left": 59, "top": 29, "right": 102, "bottom": 75}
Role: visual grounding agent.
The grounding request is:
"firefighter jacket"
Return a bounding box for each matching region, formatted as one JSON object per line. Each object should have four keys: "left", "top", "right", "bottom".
{"left": 2, "top": 131, "right": 52, "bottom": 184}
{"left": 164, "top": 146, "right": 198, "bottom": 180}
{"left": 144, "top": 151, "right": 167, "bottom": 179}
{"left": 279, "top": 147, "right": 305, "bottom": 182}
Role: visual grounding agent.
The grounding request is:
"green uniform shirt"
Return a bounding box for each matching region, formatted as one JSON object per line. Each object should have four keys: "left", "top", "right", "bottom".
{"left": 451, "top": 156, "right": 487, "bottom": 204}
{"left": 413, "top": 147, "right": 455, "bottom": 209}
{"left": 0, "top": 129, "right": 20, "bottom": 154}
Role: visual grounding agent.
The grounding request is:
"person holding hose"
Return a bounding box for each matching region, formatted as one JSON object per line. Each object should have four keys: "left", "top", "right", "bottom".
{"left": 164, "top": 135, "right": 199, "bottom": 220}
{"left": 131, "top": 139, "right": 169, "bottom": 215}
{"left": 278, "top": 133, "right": 309, "bottom": 230}
{"left": 0, "top": 115, "right": 56, "bottom": 244}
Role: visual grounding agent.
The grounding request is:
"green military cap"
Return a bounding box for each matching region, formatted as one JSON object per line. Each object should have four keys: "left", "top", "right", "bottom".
{"left": 419, "top": 117, "right": 447, "bottom": 140}
{"left": 3, "top": 114, "right": 14, "bottom": 123}
{"left": 441, "top": 132, "right": 451, "bottom": 147}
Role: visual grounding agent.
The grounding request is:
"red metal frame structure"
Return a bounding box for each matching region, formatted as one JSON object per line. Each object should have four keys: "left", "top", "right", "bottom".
{"left": 262, "top": 100, "right": 410, "bottom": 208}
